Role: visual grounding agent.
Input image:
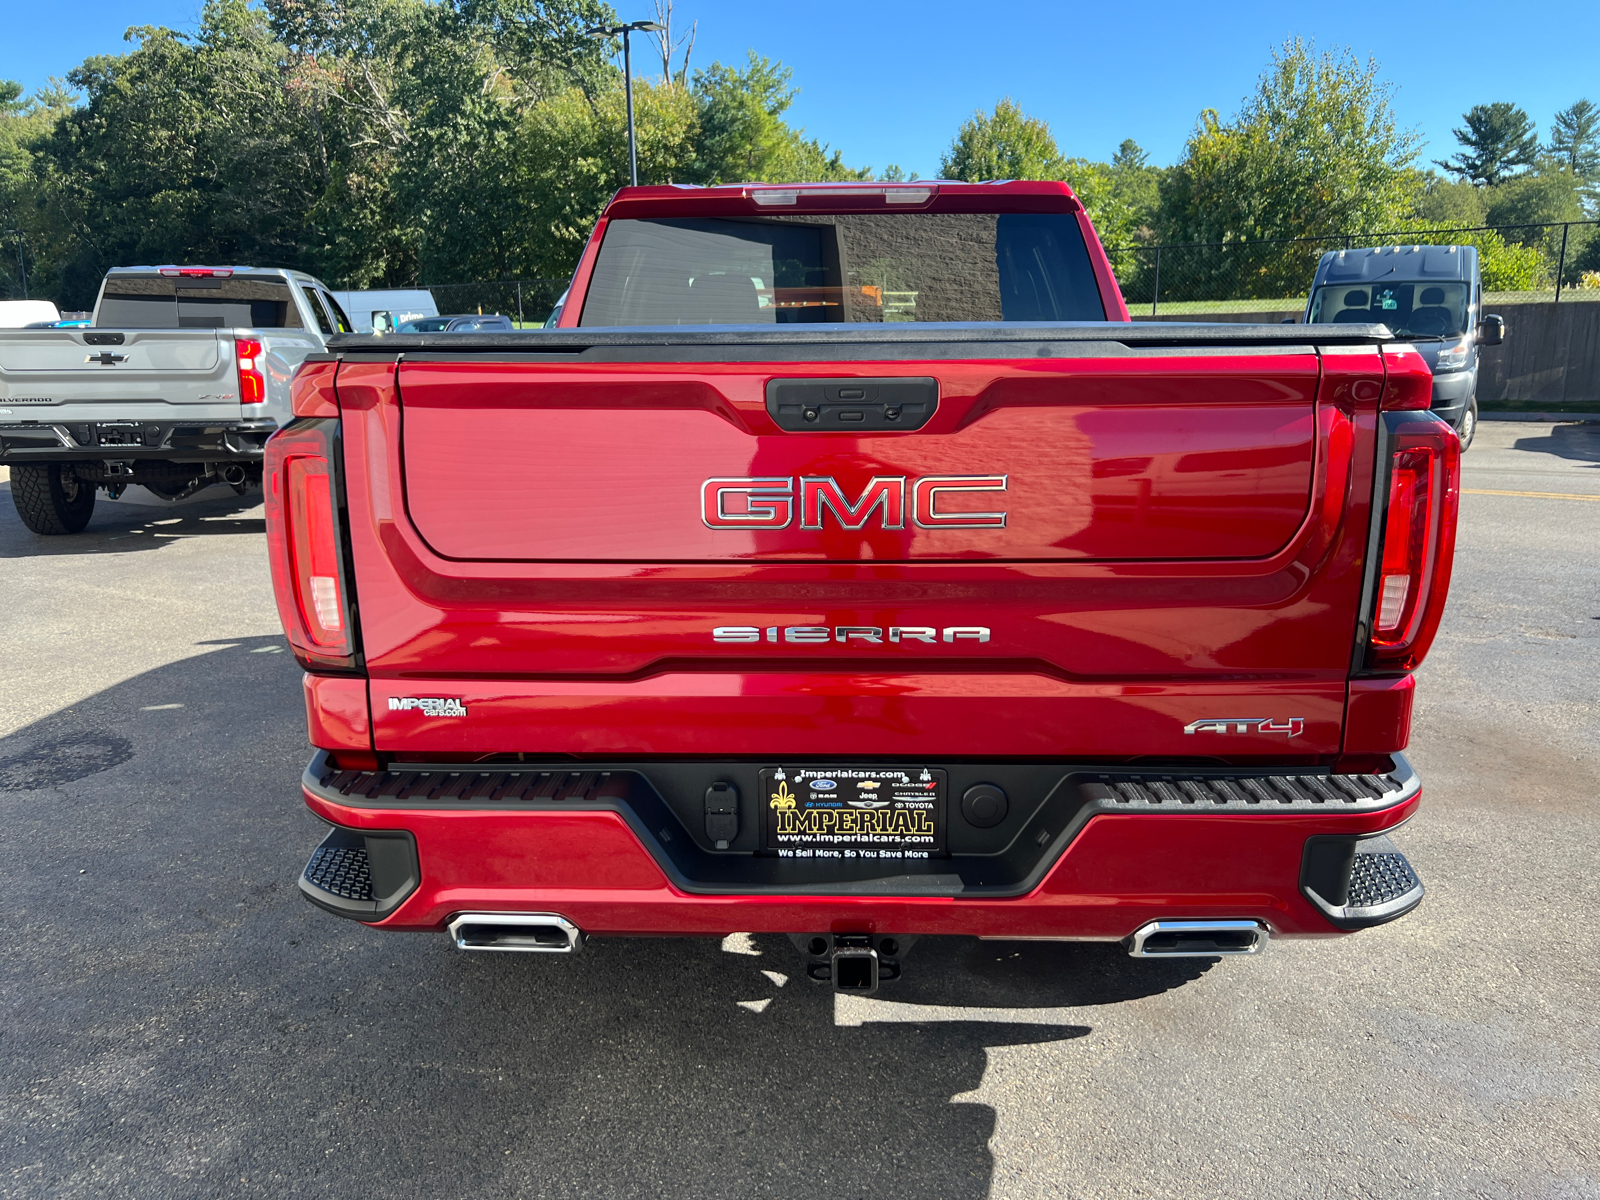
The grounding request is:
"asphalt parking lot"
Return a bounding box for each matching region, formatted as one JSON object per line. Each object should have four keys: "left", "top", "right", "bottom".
{"left": 2, "top": 421, "right": 1597, "bottom": 1200}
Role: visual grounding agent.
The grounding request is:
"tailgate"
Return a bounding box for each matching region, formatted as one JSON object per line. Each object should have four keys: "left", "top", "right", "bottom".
{"left": 342, "top": 332, "right": 1384, "bottom": 760}
{"left": 396, "top": 353, "right": 1319, "bottom": 562}
{"left": 0, "top": 329, "right": 239, "bottom": 421}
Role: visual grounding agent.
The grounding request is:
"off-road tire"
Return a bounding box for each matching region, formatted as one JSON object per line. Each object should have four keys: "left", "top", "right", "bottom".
{"left": 1458, "top": 396, "right": 1478, "bottom": 451}
{"left": 10, "top": 464, "right": 96, "bottom": 534}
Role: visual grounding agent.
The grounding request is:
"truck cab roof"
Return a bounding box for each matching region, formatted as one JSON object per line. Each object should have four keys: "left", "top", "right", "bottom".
{"left": 599, "top": 179, "right": 1086, "bottom": 220}
{"left": 1311, "top": 244, "right": 1478, "bottom": 287}
{"left": 105, "top": 265, "right": 326, "bottom": 282}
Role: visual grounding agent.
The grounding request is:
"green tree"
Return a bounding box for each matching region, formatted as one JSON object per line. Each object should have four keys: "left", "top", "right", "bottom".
{"left": 938, "top": 99, "right": 1132, "bottom": 245}
{"left": 689, "top": 52, "right": 865, "bottom": 184}
{"left": 1413, "top": 173, "right": 1487, "bottom": 226}
{"left": 1436, "top": 102, "right": 1539, "bottom": 185}
{"left": 4, "top": 0, "right": 873, "bottom": 305}
{"left": 1107, "top": 138, "right": 1162, "bottom": 233}
{"left": 1157, "top": 38, "right": 1419, "bottom": 298}
{"left": 940, "top": 98, "right": 1063, "bottom": 181}
{"left": 34, "top": 0, "right": 331, "bottom": 306}
{"left": 513, "top": 78, "right": 699, "bottom": 276}
{"left": 1547, "top": 99, "right": 1599, "bottom": 178}
{"left": 1485, "top": 170, "right": 1586, "bottom": 228}
{"left": 0, "top": 81, "right": 39, "bottom": 297}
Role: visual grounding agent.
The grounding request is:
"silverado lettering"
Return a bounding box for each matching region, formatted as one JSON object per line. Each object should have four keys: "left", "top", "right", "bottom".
{"left": 270, "top": 180, "right": 1457, "bottom": 988}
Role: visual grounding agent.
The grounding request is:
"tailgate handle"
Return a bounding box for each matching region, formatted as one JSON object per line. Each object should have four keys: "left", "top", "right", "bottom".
{"left": 84, "top": 332, "right": 126, "bottom": 346}
{"left": 766, "top": 377, "right": 937, "bottom": 432}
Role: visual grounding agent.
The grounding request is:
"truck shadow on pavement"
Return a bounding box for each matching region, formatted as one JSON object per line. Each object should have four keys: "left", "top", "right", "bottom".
{"left": 0, "top": 481, "right": 265, "bottom": 557}
{"left": 1511, "top": 423, "right": 1600, "bottom": 465}
{"left": 0, "top": 638, "right": 1211, "bottom": 1200}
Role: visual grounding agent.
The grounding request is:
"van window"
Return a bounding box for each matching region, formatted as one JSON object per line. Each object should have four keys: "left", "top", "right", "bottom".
{"left": 1308, "top": 281, "right": 1469, "bottom": 337}
{"left": 96, "top": 275, "right": 304, "bottom": 329}
{"left": 579, "top": 212, "right": 1105, "bottom": 326}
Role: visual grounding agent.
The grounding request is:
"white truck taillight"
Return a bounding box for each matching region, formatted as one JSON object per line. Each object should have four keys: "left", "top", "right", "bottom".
{"left": 265, "top": 420, "right": 356, "bottom": 671}
{"left": 236, "top": 336, "right": 266, "bottom": 405}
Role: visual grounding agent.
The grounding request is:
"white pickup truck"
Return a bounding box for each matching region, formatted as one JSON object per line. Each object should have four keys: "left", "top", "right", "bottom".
{"left": 0, "top": 266, "right": 352, "bottom": 533}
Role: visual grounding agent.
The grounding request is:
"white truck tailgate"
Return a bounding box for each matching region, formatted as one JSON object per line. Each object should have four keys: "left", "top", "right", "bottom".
{"left": 0, "top": 330, "right": 241, "bottom": 422}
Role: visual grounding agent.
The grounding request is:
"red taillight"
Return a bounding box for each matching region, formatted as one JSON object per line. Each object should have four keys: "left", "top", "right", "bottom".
{"left": 1380, "top": 344, "right": 1433, "bottom": 410}
{"left": 289, "top": 458, "right": 344, "bottom": 645}
{"left": 1374, "top": 449, "right": 1435, "bottom": 636}
{"left": 1367, "top": 413, "right": 1461, "bottom": 672}
{"left": 265, "top": 422, "right": 356, "bottom": 671}
{"left": 236, "top": 337, "right": 265, "bottom": 405}
{"left": 160, "top": 267, "right": 233, "bottom": 277}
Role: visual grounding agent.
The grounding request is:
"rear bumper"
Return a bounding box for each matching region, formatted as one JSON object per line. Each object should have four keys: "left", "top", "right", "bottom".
{"left": 297, "top": 752, "right": 1425, "bottom": 940}
{"left": 0, "top": 419, "right": 276, "bottom": 463}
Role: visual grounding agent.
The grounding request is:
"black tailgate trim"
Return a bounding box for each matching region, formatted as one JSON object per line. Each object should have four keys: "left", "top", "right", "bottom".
{"left": 328, "top": 321, "right": 1392, "bottom": 364}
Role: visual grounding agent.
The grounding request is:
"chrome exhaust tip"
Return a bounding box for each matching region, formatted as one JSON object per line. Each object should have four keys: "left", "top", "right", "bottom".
{"left": 1127, "top": 919, "right": 1268, "bottom": 958}
{"left": 447, "top": 912, "right": 584, "bottom": 954}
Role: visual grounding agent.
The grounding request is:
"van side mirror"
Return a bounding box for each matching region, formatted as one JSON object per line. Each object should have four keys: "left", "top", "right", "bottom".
{"left": 1477, "top": 314, "right": 1504, "bottom": 346}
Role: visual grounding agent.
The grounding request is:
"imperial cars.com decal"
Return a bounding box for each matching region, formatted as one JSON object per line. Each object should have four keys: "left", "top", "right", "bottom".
{"left": 387, "top": 697, "right": 469, "bottom": 718}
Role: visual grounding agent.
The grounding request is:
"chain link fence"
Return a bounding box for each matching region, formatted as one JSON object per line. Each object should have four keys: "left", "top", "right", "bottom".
{"left": 1106, "top": 221, "right": 1600, "bottom": 316}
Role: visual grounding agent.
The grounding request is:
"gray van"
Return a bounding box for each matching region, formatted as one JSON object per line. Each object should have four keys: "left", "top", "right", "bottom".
{"left": 1304, "top": 245, "right": 1504, "bottom": 448}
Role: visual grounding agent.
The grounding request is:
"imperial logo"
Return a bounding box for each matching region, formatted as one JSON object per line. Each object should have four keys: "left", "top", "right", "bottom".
{"left": 1184, "top": 717, "right": 1305, "bottom": 736}
{"left": 702, "top": 475, "right": 1007, "bottom": 530}
{"left": 388, "top": 696, "right": 469, "bottom": 718}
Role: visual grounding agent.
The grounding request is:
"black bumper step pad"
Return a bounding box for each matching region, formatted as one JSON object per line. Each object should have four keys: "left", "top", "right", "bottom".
{"left": 298, "top": 825, "right": 420, "bottom": 922}
{"left": 1346, "top": 851, "right": 1422, "bottom": 909}
{"left": 317, "top": 764, "right": 627, "bottom": 806}
{"left": 303, "top": 842, "right": 374, "bottom": 903}
{"left": 1300, "top": 834, "right": 1425, "bottom": 930}
{"left": 1082, "top": 769, "right": 1408, "bottom": 812}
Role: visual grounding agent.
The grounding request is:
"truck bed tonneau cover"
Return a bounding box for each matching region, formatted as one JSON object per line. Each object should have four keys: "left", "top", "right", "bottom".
{"left": 325, "top": 321, "right": 1398, "bottom": 361}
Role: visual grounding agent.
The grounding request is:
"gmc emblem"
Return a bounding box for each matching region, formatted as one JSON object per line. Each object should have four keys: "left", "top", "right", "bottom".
{"left": 702, "top": 475, "right": 1008, "bottom": 530}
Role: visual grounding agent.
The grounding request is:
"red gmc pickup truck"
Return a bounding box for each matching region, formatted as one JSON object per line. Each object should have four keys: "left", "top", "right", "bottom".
{"left": 267, "top": 181, "right": 1458, "bottom": 990}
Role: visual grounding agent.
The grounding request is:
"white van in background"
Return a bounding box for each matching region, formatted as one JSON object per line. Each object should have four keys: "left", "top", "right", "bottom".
{"left": 329, "top": 289, "right": 438, "bottom": 333}
{"left": 0, "top": 299, "right": 62, "bottom": 328}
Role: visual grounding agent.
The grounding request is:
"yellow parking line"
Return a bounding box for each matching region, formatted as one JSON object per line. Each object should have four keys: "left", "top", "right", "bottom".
{"left": 1462, "top": 488, "right": 1600, "bottom": 502}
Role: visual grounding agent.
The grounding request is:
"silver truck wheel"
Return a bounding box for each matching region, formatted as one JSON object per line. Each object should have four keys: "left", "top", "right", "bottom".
{"left": 1459, "top": 397, "right": 1477, "bottom": 451}
{"left": 10, "top": 464, "right": 96, "bottom": 535}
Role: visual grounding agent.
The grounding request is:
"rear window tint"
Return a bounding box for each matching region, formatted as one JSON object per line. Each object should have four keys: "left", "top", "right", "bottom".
{"left": 302, "top": 286, "right": 334, "bottom": 334}
{"left": 96, "top": 275, "right": 304, "bottom": 329}
{"left": 580, "top": 212, "right": 1105, "bottom": 326}
{"left": 321, "top": 291, "right": 354, "bottom": 333}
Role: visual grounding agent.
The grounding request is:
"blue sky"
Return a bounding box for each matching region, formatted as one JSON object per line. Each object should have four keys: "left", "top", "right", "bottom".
{"left": 4, "top": 0, "right": 1597, "bottom": 177}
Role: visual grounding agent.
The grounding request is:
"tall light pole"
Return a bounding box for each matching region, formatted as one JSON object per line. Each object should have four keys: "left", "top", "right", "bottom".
{"left": 585, "top": 19, "right": 664, "bottom": 187}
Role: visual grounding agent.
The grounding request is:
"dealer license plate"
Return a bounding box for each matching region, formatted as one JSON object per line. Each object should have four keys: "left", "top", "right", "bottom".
{"left": 760, "top": 766, "right": 947, "bottom": 859}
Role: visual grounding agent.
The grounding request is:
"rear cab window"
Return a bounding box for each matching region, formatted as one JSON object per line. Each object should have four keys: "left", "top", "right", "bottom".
{"left": 320, "top": 291, "right": 354, "bottom": 333}
{"left": 302, "top": 286, "right": 335, "bottom": 335}
{"left": 96, "top": 273, "right": 304, "bottom": 329}
{"left": 579, "top": 212, "right": 1105, "bottom": 326}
